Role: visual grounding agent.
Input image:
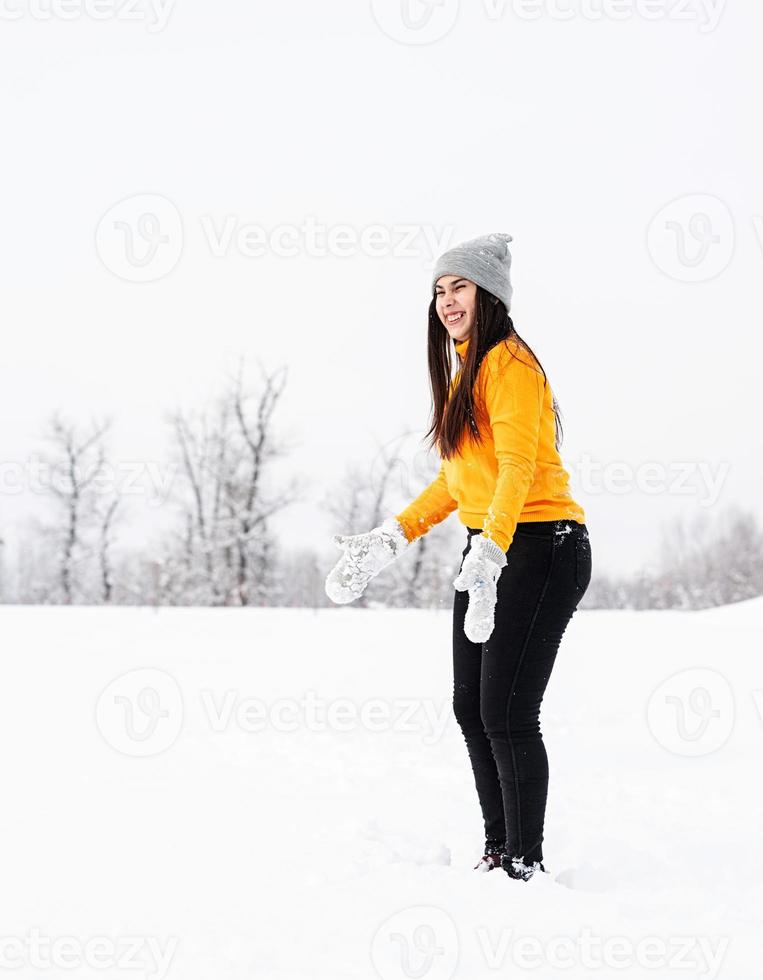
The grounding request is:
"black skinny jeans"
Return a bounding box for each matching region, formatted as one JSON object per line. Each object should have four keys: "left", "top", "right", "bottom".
{"left": 452, "top": 519, "right": 592, "bottom": 865}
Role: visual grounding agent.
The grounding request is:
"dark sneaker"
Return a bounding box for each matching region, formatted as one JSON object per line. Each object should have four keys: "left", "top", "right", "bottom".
{"left": 501, "top": 854, "right": 546, "bottom": 881}
{"left": 474, "top": 851, "right": 504, "bottom": 872}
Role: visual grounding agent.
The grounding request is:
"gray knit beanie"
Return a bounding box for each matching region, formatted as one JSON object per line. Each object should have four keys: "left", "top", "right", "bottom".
{"left": 431, "top": 232, "right": 514, "bottom": 312}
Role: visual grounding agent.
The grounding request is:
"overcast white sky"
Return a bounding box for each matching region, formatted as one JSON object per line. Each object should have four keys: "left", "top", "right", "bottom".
{"left": 1, "top": 0, "right": 761, "bottom": 578}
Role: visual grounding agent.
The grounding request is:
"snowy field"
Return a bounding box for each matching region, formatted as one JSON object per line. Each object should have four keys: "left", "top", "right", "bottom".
{"left": 1, "top": 599, "right": 761, "bottom": 979}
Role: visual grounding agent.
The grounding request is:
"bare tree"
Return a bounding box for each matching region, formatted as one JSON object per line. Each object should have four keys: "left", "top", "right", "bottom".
{"left": 171, "top": 407, "right": 223, "bottom": 602}
{"left": 44, "top": 414, "right": 112, "bottom": 604}
{"left": 577, "top": 504, "right": 763, "bottom": 610}
{"left": 166, "top": 359, "right": 305, "bottom": 605}
{"left": 98, "top": 496, "right": 120, "bottom": 603}
{"left": 651, "top": 505, "right": 763, "bottom": 608}
{"left": 226, "top": 361, "right": 300, "bottom": 605}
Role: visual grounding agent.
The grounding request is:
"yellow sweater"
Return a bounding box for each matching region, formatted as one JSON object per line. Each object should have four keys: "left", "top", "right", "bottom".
{"left": 395, "top": 334, "right": 585, "bottom": 552}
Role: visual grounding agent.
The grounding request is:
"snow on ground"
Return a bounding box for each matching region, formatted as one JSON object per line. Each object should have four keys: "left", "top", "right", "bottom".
{"left": 1, "top": 598, "right": 762, "bottom": 979}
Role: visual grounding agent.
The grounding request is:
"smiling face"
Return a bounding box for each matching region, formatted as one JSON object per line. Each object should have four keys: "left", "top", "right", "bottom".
{"left": 434, "top": 275, "right": 477, "bottom": 343}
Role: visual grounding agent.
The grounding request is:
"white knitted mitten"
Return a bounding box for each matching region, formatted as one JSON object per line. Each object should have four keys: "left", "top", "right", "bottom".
{"left": 453, "top": 534, "right": 507, "bottom": 643}
{"left": 325, "top": 517, "right": 410, "bottom": 605}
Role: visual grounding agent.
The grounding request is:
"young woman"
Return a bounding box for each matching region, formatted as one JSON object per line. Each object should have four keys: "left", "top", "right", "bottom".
{"left": 325, "top": 233, "right": 592, "bottom": 882}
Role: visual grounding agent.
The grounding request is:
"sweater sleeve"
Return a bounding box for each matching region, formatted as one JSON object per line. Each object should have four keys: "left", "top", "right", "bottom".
{"left": 395, "top": 461, "right": 458, "bottom": 544}
{"left": 480, "top": 348, "right": 544, "bottom": 553}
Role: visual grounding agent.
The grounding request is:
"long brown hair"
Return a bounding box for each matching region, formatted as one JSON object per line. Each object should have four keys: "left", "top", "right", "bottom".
{"left": 424, "top": 285, "right": 563, "bottom": 458}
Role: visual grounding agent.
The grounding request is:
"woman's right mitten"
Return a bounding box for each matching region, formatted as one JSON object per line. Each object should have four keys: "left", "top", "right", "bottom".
{"left": 324, "top": 517, "right": 410, "bottom": 604}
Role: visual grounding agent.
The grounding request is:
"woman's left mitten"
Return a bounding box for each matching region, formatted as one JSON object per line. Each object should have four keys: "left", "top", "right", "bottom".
{"left": 453, "top": 534, "right": 507, "bottom": 643}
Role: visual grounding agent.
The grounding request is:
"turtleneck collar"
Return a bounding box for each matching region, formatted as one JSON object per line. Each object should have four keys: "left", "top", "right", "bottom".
{"left": 454, "top": 335, "right": 470, "bottom": 360}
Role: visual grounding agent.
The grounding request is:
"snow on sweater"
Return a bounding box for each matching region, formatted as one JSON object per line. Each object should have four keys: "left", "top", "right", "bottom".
{"left": 395, "top": 334, "right": 585, "bottom": 553}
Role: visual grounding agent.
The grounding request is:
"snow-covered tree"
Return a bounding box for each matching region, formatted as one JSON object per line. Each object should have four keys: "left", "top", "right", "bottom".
{"left": 39, "top": 414, "right": 115, "bottom": 604}
{"left": 163, "top": 360, "right": 304, "bottom": 606}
